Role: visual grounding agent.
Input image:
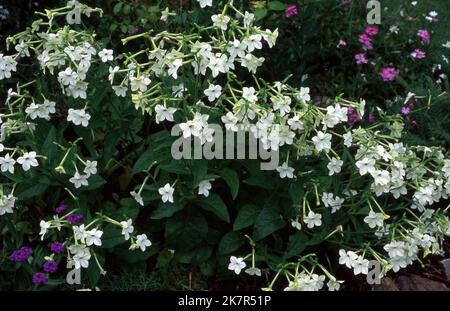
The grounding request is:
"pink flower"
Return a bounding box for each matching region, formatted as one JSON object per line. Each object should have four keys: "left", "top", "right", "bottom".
{"left": 368, "top": 113, "right": 376, "bottom": 123}
{"left": 355, "top": 53, "right": 368, "bottom": 64}
{"left": 285, "top": 4, "right": 298, "bottom": 18}
{"left": 365, "top": 26, "right": 379, "bottom": 36}
{"left": 379, "top": 67, "right": 399, "bottom": 82}
{"left": 411, "top": 48, "right": 426, "bottom": 59}
{"left": 337, "top": 39, "right": 347, "bottom": 48}
{"left": 417, "top": 29, "right": 430, "bottom": 44}
{"left": 401, "top": 106, "right": 411, "bottom": 115}
{"left": 358, "top": 34, "right": 373, "bottom": 50}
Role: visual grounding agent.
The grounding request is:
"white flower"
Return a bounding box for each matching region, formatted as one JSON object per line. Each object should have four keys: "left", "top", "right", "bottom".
{"left": 69, "top": 245, "right": 91, "bottom": 269}
{"left": 356, "top": 157, "right": 376, "bottom": 175}
{"left": 244, "top": 34, "right": 263, "bottom": 52}
{"left": 198, "top": 180, "right": 212, "bottom": 197}
{"left": 288, "top": 115, "right": 304, "bottom": 131}
{"left": 204, "top": 84, "right": 222, "bottom": 102}
{"left": 272, "top": 96, "right": 291, "bottom": 116}
{"left": 343, "top": 132, "right": 352, "bottom": 147}
{"left": 112, "top": 86, "right": 127, "bottom": 97}
{"left": 242, "top": 87, "right": 257, "bottom": 103}
{"left": 352, "top": 256, "right": 370, "bottom": 275}
{"left": 297, "top": 87, "right": 310, "bottom": 103}
{"left": 327, "top": 279, "right": 342, "bottom": 291}
{"left": 85, "top": 228, "right": 103, "bottom": 246}
{"left": 158, "top": 183, "right": 175, "bottom": 203}
{"left": 211, "top": 14, "right": 230, "bottom": 30}
{"left": 136, "top": 234, "right": 152, "bottom": 251}
{"left": 39, "top": 220, "right": 51, "bottom": 240}
{"left": 228, "top": 256, "right": 246, "bottom": 275}
{"left": 120, "top": 219, "right": 134, "bottom": 241}
{"left": 339, "top": 249, "right": 358, "bottom": 269}
{"left": 327, "top": 158, "right": 343, "bottom": 176}
{"left": 130, "top": 75, "right": 151, "bottom": 92}
{"left": 291, "top": 219, "right": 302, "bottom": 230}
{"left": 442, "top": 41, "right": 450, "bottom": 49}
{"left": 69, "top": 172, "right": 89, "bottom": 188}
{"left": 98, "top": 49, "right": 113, "bottom": 62}
{"left": 384, "top": 241, "right": 405, "bottom": 258}
{"left": 0, "top": 153, "right": 15, "bottom": 174}
{"left": 67, "top": 108, "right": 91, "bottom": 127}
{"left": 221, "top": 112, "right": 239, "bottom": 131}
{"left": 155, "top": 105, "right": 177, "bottom": 123}
{"left": 243, "top": 11, "right": 255, "bottom": 27}
{"left": 172, "top": 83, "right": 186, "bottom": 98}
{"left": 197, "top": 0, "right": 212, "bottom": 8}
{"left": 241, "top": 53, "right": 264, "bottom": 73}
{"left": 276, "top": 162, "right": 295, "bottom": 179}
{"left": 303, "top": 211, "right": 322, "bottom": 228}
{"left": 364, "top": 211, "right": 385, "bottom": 229}
{"left": 73, "top": 224, "right": 87, "bottom": 243}
{"left": 130, "top": 191, "right": 144, "bottom": 206}
{"left": 17, "top": 151, "right": 38, "bottom": 171}
{"left": 245, "top": 267, "right": 261, "bottom": 276}
{"left": 83, "top": 160, "right": 97, "bottom": 175}
{"left": 312, "top": 131, "right": 332, "bottom": 152}
{"left": 58, "top": 67, "right": 78, "bottom": 86}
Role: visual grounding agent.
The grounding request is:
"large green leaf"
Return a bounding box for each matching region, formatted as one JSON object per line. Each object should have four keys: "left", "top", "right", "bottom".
{"left": 165, "top": 210, "right": 208, "bottom": 251}
{"left": 219, "top": 168, "right": 239, "bottom": 199}
{"left": 197, "top": 193, "right": 230, "bottom": 223}
{"left": 233, "top": 204, "right": 261, "bottom": 231}
{"left": 218, "top": 232, "right": 245, "bottom": 255}
{"left": 253, "top": 207, "right": 285, "bottom": 241}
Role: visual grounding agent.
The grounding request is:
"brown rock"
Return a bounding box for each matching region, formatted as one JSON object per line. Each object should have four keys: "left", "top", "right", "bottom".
{"left": 396, "top": 274, "right": 449, "bottom": 291}
{"left": 373, "top": 277, "right": 399, "bottom": 291}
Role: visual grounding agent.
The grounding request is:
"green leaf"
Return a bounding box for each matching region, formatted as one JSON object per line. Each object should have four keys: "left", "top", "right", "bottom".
{"left": 165, "top": 210, "right": 208, "bottom": 251}
{"left": 151, "top": 201, "right": 185, "bottom": 219}
{"left": 253, "top": 207, "right": 285, "bottom": 241}
{"left": 255, "top": 8, "right": 268, "bottom": 20}
{"left": 17, "top": 177, "right": 50, "bottom": 199}
{"left": 116, "top": 247, "right": 157, "bottom": 263}
{"left": 285, "top": 232, "right": 309, "bottom": 258}
{"left": 102, "top": 225, "right": 126, "bottom": 249}
{"left": 218, "top": 232, "right": 245, "bottom": 254}
{"left": 219, "top": 168, "right": 239, "bottom": 199}
{"left": 123, "top": 4, "right": 131, "bottom": 15}
{"left": 268, "top": 1, "right": 288, "bottom": 11}
{"left": 113, "top": 2, "right": 122, "bottom": 14}
{"left": 233, "top": 204, "right": 261, "bottom": 231}
{"left": 243, "top": 176, "right": 275, "bottom": 190}
{"left": 197, "top": 193, "right": 230, "bottom": 223}
{"left": 192, "top": 160, "right": 208, "bottom": 187}
{"left": 84, "top": 175, "right": 106, "bottom": 190}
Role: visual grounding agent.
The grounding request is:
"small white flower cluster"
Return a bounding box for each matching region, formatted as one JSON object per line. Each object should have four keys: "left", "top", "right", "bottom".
{"left": 68, "top": 159, "right": 97, "bottom": 188}
{"left": 0, "top": 192, "right": 16, "bottom": 216}
{"left": 0, "top": 53, "right": 17, "bottom": 80}
{"left": 0, "top": 151, "right": 39, "bottom": 174}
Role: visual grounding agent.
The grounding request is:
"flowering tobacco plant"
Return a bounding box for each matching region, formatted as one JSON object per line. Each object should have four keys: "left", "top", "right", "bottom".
{"left": 0, "top": 1, "right": 449, "bottom": 291}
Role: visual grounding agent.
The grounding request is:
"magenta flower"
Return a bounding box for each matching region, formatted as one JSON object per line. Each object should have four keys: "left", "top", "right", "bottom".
{"left": 380, "top": 67, "right": 399, "bottom": 82}
{"left": 337, "top": 39, "right": 347, "bottom": 48}
{"left": 43, "top": 260, "right": 58, "bottom": 274}
{"left": 365, "top": 25, "right": 379, "bottom": 36}
{"left": 285, "top": 4, "right": 298, "bottom": 18}
{"left": 401, "top": 106, "right": 411, "bottom": 115}
{"left": 355, "top": 53, "right": 368, "bottom": 65}
{"left": 417, "top": 29, "right": 430, "bottom": 44}
{"left": 368, "top": 113, "right": 376, "bottom": 123}
{"left": 411, "top": 48, "right": 426, "bottom": 59}
{"left": 32, "top": 272, "right": 48, "bottom": 286}
{"left": 358, "top": 34, "right": 373, "bottom": 50}
{"left": 55, "top": 203, "right": 67, "bottom": 215}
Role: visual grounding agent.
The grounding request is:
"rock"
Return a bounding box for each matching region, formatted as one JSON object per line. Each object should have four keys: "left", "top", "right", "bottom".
{"left": 396, "top": 274, "right": 449, "bottom": 291}
{"left": 373, "top": 277, "right": 399, "bottom": 291}
{"left": 441, "top": 259, "right": 450, "bottom": 282}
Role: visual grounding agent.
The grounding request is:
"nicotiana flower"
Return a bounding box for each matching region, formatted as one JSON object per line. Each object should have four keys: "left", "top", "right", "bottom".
{"left": 352, "top": 256, "right": 370, "bottom": 275}
{"left": 197, "top": 0, "right": 212, "bottom": 8}
{"left": 130, "top": 75, "right": 151, "bottom": 92}
{"left": 39, "top": 220, "right": 51, "bottom": 240}
{"left": 120, "top": 219, "right": 134, "bottom": 240}
{"left": 85, "top": 228, "right": 103, "bottom": 246}
{"left": 158, "top": 183, "right": 175, "bottom": 203}
{"left": 204, "top": 84, "right": 222, "bottom": 102}
{"left": 364, "top": 211, "right": 385, "bottom": 229}
{"left": 98, "top": 49, "right": 113, "bottom": 62}
{"left": 327, "top": 158, "right": 343, "bottom": 176}
{"left": 245, "top": 267, "right": 261, "bottom": 276}
{"left": 83, "top": 160, "right": 97, "bottom": 175}
{"left": 130, "top": 191, "right": 144, "bottom": 206}
{"left": 67, "top": 108, "right": 91, "bottom": 127}
{"left": 69, "top": 244, "right": 91, "bottom": 269}
{"left": 221, "top": 112, "right": 239, "bottom": 131}
{"left": 69, "top": 172, "right": 89, "bottom": 188}
{"left": 155, "top": 104, "right": 177, "bottom": 123}
{"left": 136, "top": 234, "right": 152, "bottom": 251}
{"left": 338, "top": 249, "right": 358, "bottom": 269}
{"left": 303, "top": 211, "right": 322, "bottom": 229}
{"left": 0, "top": 153, "right": 15, "bottom": 174}
{"left": 276, "top": 162, "right": 295, "bottom": 179}
{"left": 198, "top": 180, "right": 212, "bottom": 197}
{"left": 312, "top": 131, "right": 332, "bottom": 152}
{"left": 228, "top": 256, "right": 246, "bottom": 275}
{"left": 17, "top": 151, "right": 38, "bottom": 171}
{"left": 291, "top": 219, "right": 302, "bottom": 230}
{"left": 211, "top": 14, "right": 230, "bottom": 31}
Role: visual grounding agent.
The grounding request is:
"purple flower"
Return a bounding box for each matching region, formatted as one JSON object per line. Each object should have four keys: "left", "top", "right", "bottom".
{"left": 43, "top": 260, "right": 58, "bottom": 273}
{"left": 358, "top": 34, "right": 373, "bottom": 50}
{"left": 417, "top": 29, "right": 430, "bottom": 44}
{"left": 32, "top": 272, "right": 48, "bottom": 286}
{"left": 9, "top": 246, "right": 33, "bottom": 262}
{"left": 379, "top": 67, "right": 399, "bottom": 82}
{"left": 410, "top": 119, "right": 417, "bottom": 127}
{"left": 55, "top": 204, "right": 67, "bottom": 215}
{"left": 401, "top": 106, "right": 411, "bottom": 115}
{"left": 355, "top": 53, "right": 368, "bottom": 65}
{"left": 411, "top": 48, "right": 426, "bottom": 59}
{"left": 365, "top": 25, "right": 379, "bottom": 36}
{"left": 336, "top": 39, "right": 347, "bottom": 48}
{"left": 50, "top": 241, "right": 64, "bottom": 254}
{"left": 347, "top": 107, "right": 362, "bottom": 125}
{"left": 368, "top": 113, "right": 376, "bottom": 123}
{"left": 285, "top": 4, "right": 298, "bottom": 18}
{"left": 67, "top": 214, "right": 84, "bottom": 224}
